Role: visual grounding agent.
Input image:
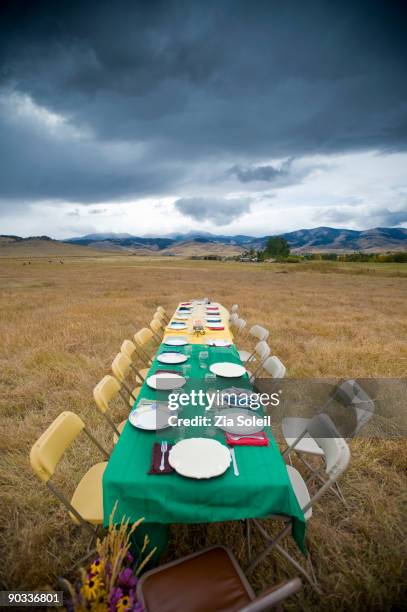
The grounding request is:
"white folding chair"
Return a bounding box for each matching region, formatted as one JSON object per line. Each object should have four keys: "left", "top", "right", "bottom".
{"left": 231, "top": 317, "right": 247, "bottom": 340}
{"left": 246, "top": 414, "right": 350, "bottom": 589}
{"left": 282, "top": 380, "right": 373, "bottom": 504}
{"left": 257, "top": 355, "right": 286, "bottom": 379}
{"left": 230, "top": 304, "right": 239, "bottom": 314}
{"left": 247, "top": 341, "right": 271, "bottom": 379}
{"left": 238, "top": 325, "right": 270, "bottom": 363}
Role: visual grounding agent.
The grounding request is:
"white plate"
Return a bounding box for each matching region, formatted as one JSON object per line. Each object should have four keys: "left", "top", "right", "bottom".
{"left": 146, "top": 372, "right": 187, "bottom": 390}
{"left": 206, "top": 339, "right": 232, "bottom": 347}
{"left": 157, "top": 352, "right": 188, "bottom": 364}
{"left": 210, "top": 362, "right": 247, "bottom": 378}
{"left": 164, "top": 336, "right": 188, "bottom": 346}
{"left": 206, "top": 323, "right": 224, "bottom": 330}
{"left": 174, "top": 314, "right": 190, "bottom": 320}
{"left": 169, "top": 438, "right": 231, "bottom": 479}
{"left": 215, "top": 408, "right": 264, "bottom": 434}
{"left": 206, "top": 318, "right": 222, "bottom": 322}
{"left": 168, "top": 322, "right": 187, "bottom": 330}
{"left": 129, "top": 405, "right": 172, "bottom": 430}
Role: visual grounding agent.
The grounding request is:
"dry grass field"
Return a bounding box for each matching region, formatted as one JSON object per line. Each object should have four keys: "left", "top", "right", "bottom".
{"left": 0, "top": 256, "right": 406, "bottom": 611}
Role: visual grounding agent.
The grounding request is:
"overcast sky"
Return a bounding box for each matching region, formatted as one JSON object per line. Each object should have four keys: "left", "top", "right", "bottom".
{"left": 0, "top": 0, "right": 406, "bottom": 238}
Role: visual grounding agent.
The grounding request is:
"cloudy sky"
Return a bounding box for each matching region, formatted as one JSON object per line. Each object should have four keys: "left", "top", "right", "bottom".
{"left": 0, "top": 0, "right": 406, "bottom": 239}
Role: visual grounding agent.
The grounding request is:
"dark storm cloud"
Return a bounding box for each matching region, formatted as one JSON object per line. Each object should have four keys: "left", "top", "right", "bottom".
{"left": 229, "top": 159, "right": 295, "bottom": 183}
{"left": 0, "top": 0, "right": 407, "bottom": 206}
{"left": 174, "top": 197, "right": 251, "bottom": 224}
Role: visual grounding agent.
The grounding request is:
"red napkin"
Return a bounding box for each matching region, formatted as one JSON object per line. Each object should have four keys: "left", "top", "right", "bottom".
{"left": 148, "top": 442, "right": 174, "bottom": 474}
{"left": 208, "top": 326, "right": 224, "bottom": 330}
{"left": 225, "top": 432, "right": 269, "bottom": 446}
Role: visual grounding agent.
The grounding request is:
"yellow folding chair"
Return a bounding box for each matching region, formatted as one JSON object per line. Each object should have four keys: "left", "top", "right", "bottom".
{"left": 153, "top": 310, "right": 166, "bottom": 331}
{"left": 156, "top": 305, "right": 169, "bottom": 323}
{"left": 149, "top": 318, "right": 163, "bottom": 344}
{"left": 30, "top": 411, "right": 109, "bottom": 537}
{"left": 120, "top": 340, "right": 150, "bottom": 381}
{"left": 94, "top": 374, "right": 137, "bottom": 443}
{"left": 134, "top": 328, "right": 157, "bottom": 366}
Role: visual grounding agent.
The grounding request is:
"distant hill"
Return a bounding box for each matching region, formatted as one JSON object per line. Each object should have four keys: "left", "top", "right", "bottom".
{"left": 0, "top": 235, "right": 117, "bottom": 258}
{"left": 64, "top": 227, "right": 407, "bottom": 254}
{"left": 280, "top": 227, "right": 407, "bottom": 253}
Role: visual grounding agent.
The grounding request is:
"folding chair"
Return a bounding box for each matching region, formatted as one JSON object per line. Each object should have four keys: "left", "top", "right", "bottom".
{"left": 262, "top": 356, "right": 286, "bottom": 378}
{"left": 153, "top": 310, "right": 166, "bottom": 331}
{"left": 246, "top": 415, "right": 350, "bottom": 588}
{"left": 156, "top": 305, "right": 170, "bottom": 323}
{"left": 149, "top": 318, "right": 164, "bottom": 344}
{"left": 93, "top": 374, "right": 137, "bottom": 443}
{"left": 251, "top": 355, "right": 286, "bottom": 385}
{"left": 231, "top": 317, "right": 247, "bottom": 340}
{"left": 120, "top": 340, "right": 149, "bottom": 381}
{"left": 230, "top": 304, "right": 239, "bottom": 315}
{"left": 134, "top": 328, "right": 157, "bottom": 366}
{"left": 239, "top": 325, "right": 270, "bottom": 364}
{"left": 282, "top": 380, "right": 373, "bottom": 504}
{"left": 247, "top": 341, "right": 271, "bottom": 380}
{"left": 137, "top": 545, "right": 301, "bottom": 612}
{"left": 30, "top": 411, "right": 110, "bottom": 538}
{"left": 112, "top": 351, "right": 144, "bottom": 390}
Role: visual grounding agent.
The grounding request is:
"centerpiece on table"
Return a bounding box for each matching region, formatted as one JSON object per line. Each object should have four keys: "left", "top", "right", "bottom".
{"left": 193, "top": 319, "right": 206, "bottom": 336}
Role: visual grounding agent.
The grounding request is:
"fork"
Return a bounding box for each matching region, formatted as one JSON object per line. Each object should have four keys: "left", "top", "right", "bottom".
{"left": 229, "top": 433, "right": 264, "bottom": 440}
{"left": 159, "top": 440, "right": 168, "bottom": 471}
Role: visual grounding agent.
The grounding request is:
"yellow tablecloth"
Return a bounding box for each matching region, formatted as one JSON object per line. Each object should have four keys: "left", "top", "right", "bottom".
{"left": 163, "top": 301, "right": 234, "bottom": 344}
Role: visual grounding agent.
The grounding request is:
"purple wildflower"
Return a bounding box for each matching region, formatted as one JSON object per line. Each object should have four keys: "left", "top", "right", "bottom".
{"left": 109, "top": 586, "right": 124, "bottom": 611}
{"left": 118, "top": 567, "right": 138, "bottom": 590}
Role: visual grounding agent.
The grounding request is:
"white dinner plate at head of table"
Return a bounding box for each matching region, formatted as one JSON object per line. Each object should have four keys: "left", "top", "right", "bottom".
{"left": 206, "top": 339, "right": 232, "bottom": 347}
{"left": 129, "top": 404, "right": 172, "bottom": 430}
{"left": 146, "top": 372, "right": 186, "bottom": 390}
{"left": 164, "top": 336, "right": 188, "bottom": 346}
{"left": 169, "top": 438, "right": 231, "bottom": 479}
{"left": 157, "top": 352, "right": 188, "bottom": 365}
{"left": 210, "top": 362, "right": 247, "bottom": 378}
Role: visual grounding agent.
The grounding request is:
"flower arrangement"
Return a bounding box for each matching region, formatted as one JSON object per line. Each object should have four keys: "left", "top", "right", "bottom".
{"left": 64, "top": 506, "right": 156, "bottom": 611}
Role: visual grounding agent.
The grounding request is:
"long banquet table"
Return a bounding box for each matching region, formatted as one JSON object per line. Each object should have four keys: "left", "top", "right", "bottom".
{"left": 102, "top": 301, "right": 306, "bottom": 561}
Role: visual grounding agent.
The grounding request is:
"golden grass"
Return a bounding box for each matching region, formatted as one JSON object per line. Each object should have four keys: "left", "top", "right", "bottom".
{"left": 0, "top": 257, "right": 406, "bottom": 610}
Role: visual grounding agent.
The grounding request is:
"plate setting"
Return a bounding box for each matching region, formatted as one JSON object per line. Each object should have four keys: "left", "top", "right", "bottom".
{"left": 157, "top": 352, "right": 188, "bottom": 365}
{"left": 209, "top": 362, "right": 247, "bottom": 378}
{"left": 164, "top": 336, "right": 188, "bottom": 346}
{"left": 146, "top": 371, "right": 187, "bottom": 390}
{"left": 168, "top": 438, "right": 231, "bottom": 479}
{"left": 129, "top": 403, "right": 173, "bottom": 430}
{"left": 206, "top": 339, "right": 232, "bottom": 347}
{"left": 168, "top": 322, "right": 188, "bottom": 330}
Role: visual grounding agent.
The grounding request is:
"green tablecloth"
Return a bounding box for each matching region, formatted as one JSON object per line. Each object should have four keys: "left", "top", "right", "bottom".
{"left": 102, "top": 343, "right": 306, "bottom": 558}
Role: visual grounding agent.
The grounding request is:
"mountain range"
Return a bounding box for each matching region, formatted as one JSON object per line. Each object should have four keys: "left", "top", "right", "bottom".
{"left": 64, "top": 227, "right": 407, "bottom": 254}
{"left": 1, "top": 227, "right": 406, "bottom": 258}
